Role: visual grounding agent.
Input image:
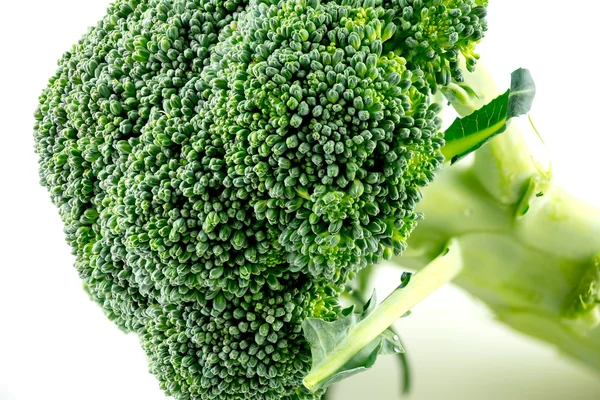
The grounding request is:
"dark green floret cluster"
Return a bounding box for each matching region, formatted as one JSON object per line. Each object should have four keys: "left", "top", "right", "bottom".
{"left": 198, "top": 0, "right": 445, "bottom": 284}
{"left": 384, "top": 0, "right": 488, "bottom": 88}
{"left": 141, "top": 272, "right": 338, "bottom": 399}
{"left": 33, "top": 0, "right": 485, "bottom": 398}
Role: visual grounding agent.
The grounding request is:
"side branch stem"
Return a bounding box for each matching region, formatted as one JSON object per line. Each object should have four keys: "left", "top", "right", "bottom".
{"left": 303, "top": 240, "right": 463, "bottom": 391}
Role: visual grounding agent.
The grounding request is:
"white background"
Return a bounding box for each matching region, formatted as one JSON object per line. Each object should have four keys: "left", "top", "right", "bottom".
{"left": 1, "top": 1, "right": 600, "bottom": 399}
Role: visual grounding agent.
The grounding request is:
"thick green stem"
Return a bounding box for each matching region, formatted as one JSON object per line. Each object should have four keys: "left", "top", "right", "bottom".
{"left": 303, "top": 240, "right": 463, "bottom": 391}
{"left": 395, "top": 63, "right": 600, "bottom": 370}
{"left": 444, "top": 63, "right": 600, "bottom": 262}
{"left": 397, "top": 170, "right": 600, "bottom": 367}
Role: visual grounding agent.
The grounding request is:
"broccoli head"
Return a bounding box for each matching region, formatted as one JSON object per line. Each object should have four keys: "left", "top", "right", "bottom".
{"left": 33, "top": 0, "right": 486, "bottom": 398}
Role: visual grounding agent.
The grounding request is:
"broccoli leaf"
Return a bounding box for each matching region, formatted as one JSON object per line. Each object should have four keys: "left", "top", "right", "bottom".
{"left": 302, "top": 275, "right": 412, "bottom": 392}
{"left": 442, "top": 68, "right": 536, "bottom": 164}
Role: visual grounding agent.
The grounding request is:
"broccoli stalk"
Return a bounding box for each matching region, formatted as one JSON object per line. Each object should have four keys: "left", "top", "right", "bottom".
{"left": 394, "top": 64, "right": 600, "bottom": 369}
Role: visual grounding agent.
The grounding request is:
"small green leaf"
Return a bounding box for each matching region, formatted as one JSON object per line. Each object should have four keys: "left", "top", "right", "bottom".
{"left": 442, "top": 68, "right": 536, "bottom": 164}
{"left": 302, "top": 278, "right": 410, "bottom": 392}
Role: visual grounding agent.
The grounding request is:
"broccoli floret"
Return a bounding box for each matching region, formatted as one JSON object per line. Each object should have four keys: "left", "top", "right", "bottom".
{"left": 384, "top": 0, "right": 488, "bottom": 88}
{"left": 33, "top": 0, "right": 253, "bottom": 330}
{"left": 141, "top": 273, "right": 338, "bottom": 399}
{"left": 197, "top": 0, "right": 444, "bottom": 284}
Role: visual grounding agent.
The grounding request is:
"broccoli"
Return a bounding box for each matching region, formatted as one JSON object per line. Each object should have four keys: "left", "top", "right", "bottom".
{"left": 34, "top": 0, "right": 599, "bottom": 399}
{"left": 34, "top": 0, "right": 462, "bottom": 397}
